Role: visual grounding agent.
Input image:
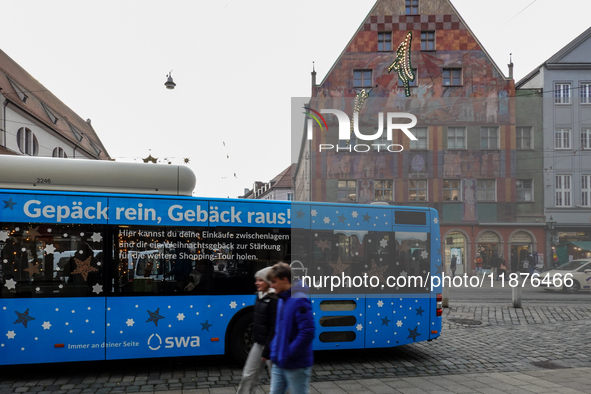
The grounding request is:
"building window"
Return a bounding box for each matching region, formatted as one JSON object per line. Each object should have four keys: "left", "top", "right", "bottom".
{"left": 447, "top": 127, "right": 466, "bottom": 149}
{"left": 516, "top": 179, "right": 533, "bottom": 202}
{"left": 89, "top": 140, "right": 102, "bottom": 156}
{"left": 555, "top": 175, "right": 572, "bottom": 207}
{"left": 476, "top": 179, "right": 496, "bottom": 201}
{"left": 554, "top": 83, "right": 571, "bottom": 104}
{"left": 405, "top": 0, "right": 418, "bottom": 15}
{"left": 582, "top": 175, "right": 591, "bottom": 207}
{"left": 581, "top": 83, "right": 591, "bottom": 104}
{"left": 410, "top": 127, "right": 428, "bottom": 150}
{"left": 443, "top": 68, "right": 461, "bottom": 86}
{"left": 42, "top": 103, "right": 59, "bottom": 125}
{"left": 354, "top": 70, "right": 372, "bottom": 88}
{"left": 443, "top": 180, "right": 461, "bottom": 201}
{"left": 287, "top": 193, "right": 293, "bottom": 201}
{"left": 69, "top": 124, "right": 83, "bottom": 142}
{"left": 374, "top": 179, "right": 393, "bottom": 201}
{"left": 338, "top": 180, "right": 357, "bottom": 202}
{"left": 420, "top": 31, "right": 435, "bottom": 51}
{"left": 581, "top": 128, "right": 590, "bottom": 149}
{"left": 516, "top": 126, "right": 533, "bottom": 150}
{"left": 409, "top": 179, "right": 427, "bottom": 201}
{"left": 378, "top": 32, "right": 391, "bottom": 51}
{"left": 398, "top": 68, "right": 417, "bottom": 87}
{"left": 7, "top": 77, "right": 28, "bottom": 103}
{"left": 555, "top": 128, "right": 571, "bottom": 149}
{"left": 52, "top": 147, "right": 68, "bottom": 158}
{"left": 480, "top": 127, "right": 499, "bottom": 149}
{"left": 16, "top": 127, "right": 38, "bottom": 156}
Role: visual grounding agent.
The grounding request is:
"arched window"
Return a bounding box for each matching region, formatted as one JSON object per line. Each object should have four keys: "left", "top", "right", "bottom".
{"left": 17, "top": 127, "right": 38, "bottom": 156}
{"left": 52, "top": 147, "right": 68, "bottom": 158}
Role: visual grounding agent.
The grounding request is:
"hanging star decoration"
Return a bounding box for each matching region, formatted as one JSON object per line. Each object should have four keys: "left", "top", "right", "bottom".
{"left": 71, "top": 256, "right": 98, "bottom": 281}
{"left": 24, "top": 262, "right": 40, "bottom": 276}
{"left": 364, "top": 260, "right": 388, "bottom": 284}
{"left": 388, "top": 31, "right": 415, "bottom": 97}
{"left": 146, "top": 308, "right": 165, "bottom": 326}
{"left": 329, "top": 257, "right": 350, "bottom": 276}
{"left": 407, "top": 325, "right": 421, "bottom": 342}
{"left": 14, "top": 308, "right": 35, "bottom": 328}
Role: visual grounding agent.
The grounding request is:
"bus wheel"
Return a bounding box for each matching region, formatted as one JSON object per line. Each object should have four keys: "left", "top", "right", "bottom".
{"left": 230, "top": 313, "right": 254, "bottom": 365}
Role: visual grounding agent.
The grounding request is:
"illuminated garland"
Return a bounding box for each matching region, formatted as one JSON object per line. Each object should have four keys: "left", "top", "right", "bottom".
{"left": 388, "top": 31, "right": 415, "bottom": 97}
{"left": 349, "top": 88, "right": 371, "bottom": 143}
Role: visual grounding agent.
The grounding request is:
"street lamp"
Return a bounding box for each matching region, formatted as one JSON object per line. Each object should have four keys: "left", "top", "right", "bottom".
{"left": 547, "top": 216, "right": 557, "bottom": 240}
{"left": 547, "top": 216, "right": 557, "bottom": 269}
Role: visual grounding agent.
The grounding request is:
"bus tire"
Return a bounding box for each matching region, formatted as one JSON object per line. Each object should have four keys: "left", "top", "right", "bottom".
{"left": 229, "top": 312, "right": 254, "bottom": 365}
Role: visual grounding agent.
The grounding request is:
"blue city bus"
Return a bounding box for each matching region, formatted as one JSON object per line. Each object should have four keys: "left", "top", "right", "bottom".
{"left": 0, "top": 156, "right": 442, "bottom": 365}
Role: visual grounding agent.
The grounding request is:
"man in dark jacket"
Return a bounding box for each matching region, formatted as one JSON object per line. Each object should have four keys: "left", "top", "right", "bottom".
{"left": 237, "top": 267, "right": 277, "bottom": 394}
{"left": 268, "top": 262, "right": 314, "bottom": 394}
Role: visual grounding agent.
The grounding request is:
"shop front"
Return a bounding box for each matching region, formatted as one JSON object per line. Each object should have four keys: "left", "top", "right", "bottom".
{"left": 476, "top": 231, "right": 501, "bottom": 274}
{"left": 509, "top": 231, "right": 534, "bottom": 273}
{"left": 444, "top": 231, "right": 468, "bottom": 275}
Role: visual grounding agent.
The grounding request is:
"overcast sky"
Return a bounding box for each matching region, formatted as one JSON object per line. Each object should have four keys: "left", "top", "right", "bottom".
{"left": 1, "top": 0, "right": 589, "bottom": 198}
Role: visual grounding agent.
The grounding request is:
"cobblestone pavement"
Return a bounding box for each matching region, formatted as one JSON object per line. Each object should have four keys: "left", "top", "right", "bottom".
{"left": 1, "top": 304, "right": 590, "bottom": 393}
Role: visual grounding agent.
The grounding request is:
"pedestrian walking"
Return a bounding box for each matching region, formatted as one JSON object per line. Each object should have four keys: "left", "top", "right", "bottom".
{"left": 475, "top": 253, "right": 483, "bottom": 275}
{"left": 268, "top": 262, "right": 315, "bottom": 394}
{"left": 450, "top": 255, "right": 457, "bottom": 278}
{"left": 236, "top": 267, "right": 277, "bottom": 394}
{"left": 498, "top": 255, "right": 507, "bottom": 280}
{"left": 490, "top": 252, "right": 499, "bottom": 280}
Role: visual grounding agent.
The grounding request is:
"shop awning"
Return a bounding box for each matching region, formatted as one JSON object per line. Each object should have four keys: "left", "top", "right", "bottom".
{"left": 568, "top": 241, "right": 591, "bottom": 251}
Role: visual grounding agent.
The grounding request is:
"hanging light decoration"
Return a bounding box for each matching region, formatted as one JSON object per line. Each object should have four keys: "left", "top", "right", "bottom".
{"left": 164, "top": 71, "right": 176, "bottom": 90}
{"left": 388, "top": 31, "right": 415, "bottom": 97}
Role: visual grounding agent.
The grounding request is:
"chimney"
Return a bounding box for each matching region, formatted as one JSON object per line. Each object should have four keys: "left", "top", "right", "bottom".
{"left": 508, "top": 53, "right": 514, "bottom": 79}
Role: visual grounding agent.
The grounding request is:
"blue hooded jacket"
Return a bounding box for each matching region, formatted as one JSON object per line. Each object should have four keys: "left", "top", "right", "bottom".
{"left": 270, "top": 281, "right": 315, "bottom": 369}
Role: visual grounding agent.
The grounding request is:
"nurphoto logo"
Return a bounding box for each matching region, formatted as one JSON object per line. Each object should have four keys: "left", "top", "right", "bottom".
{"left": 305, "top": 108, "right": 417, "bottom": 153}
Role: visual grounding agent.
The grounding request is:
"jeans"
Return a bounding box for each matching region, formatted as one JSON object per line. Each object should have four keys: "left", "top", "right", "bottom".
{"left": 237, "top": 343, "right": 272, "bottom": 394}
{"left": 270, "top": 365, "right": 312, "bottom": 394}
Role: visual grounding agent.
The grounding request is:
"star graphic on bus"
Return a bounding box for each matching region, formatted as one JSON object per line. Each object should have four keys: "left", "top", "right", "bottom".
{"left": 0, "top": 231, "right": 9, "bottom": 242}
{"left": 407, "top": 326, "right": 421, "bottom": 342}
{"left": 311, "top": 209, "right": 317, "bottom": 216}
{"left": 329, "top": 258, "right": 349, "bottom": 276}
{"left": 92, "top": 284, "right": 103, "bottom": 294}
{"left": 362, "top": 213, "right": 371, "bottom": 222}
{"left": 323, "top": 217, "right": 330, "bottom": 224}
{"left": 6, "top": 331, "right": 16, "bottom": 339}
{"left": 352, "top": 211, "right": 359, "bottom": 218}
{"left": 315, "top": 239, "right": 330, "bottom": 251}
{"left": 356, "top": 324, "right": 363, "bottom": 331}
{"left": 337, "top": 214, "right": 347, "bottom": 224}
{"left": 201, "top": 320, "right": 212, "bottom": 332}
{"left": 42, "top": 321, "right": 52, "bottom": 330}
{"left": 4, "top": 278, "right": 16, "bottom": 290}
{"left": 229, "top": 301, "right": 237, "bottom": 309}
{"left": 377, "top": 300, "right": 384, "bottom": 307}
{"left": 296, "top": 210, "right": 305, "bottom": 219}
{"left": 396, "top": 320, "right": 403, "bottom": 327}
{"left": 91, "top": 232, "right": 103, "bottom": 243}
{"left": 3, "top": 198, "right": 17, "bottom": 210}
{"left": 380, "top": 238, "right": 388, "bottom": 248}
{"left": 420, "top": 250, "right": 428, "bottom": 259}
{"left": 44, "top": 244, "right": 56, "bottom": 254}
{"left": 72, "top": 257, "right": 98, "bottom": 281}
{"left": 177, "top": 313, "right": 185, "bottom": 321}
{"left": 126, "top": 319, "right": 135, "bottom": 327}
{"left": 381, "top": 316, "right": 391, "bottom": 326}
{"left": 14, "top": 308, "right": 35, "bottom": 328}
{"left": 433, "top": 218, "right": 438, "bottom": 224}
{"left": 146, "top": 308, "right": 165, "bottom": 326}
{"left": 24, "top": 263, "right": 40, "bottom": 276}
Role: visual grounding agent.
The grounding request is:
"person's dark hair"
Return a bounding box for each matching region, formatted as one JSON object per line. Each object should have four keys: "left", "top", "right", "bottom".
{"left": 269, "top": 262, "right": 291, "bottom": 283}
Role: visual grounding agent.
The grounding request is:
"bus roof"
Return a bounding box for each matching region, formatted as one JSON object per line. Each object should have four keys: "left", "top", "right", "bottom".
{"left": 0, "top": 156, "right": 196, "bottom": 196}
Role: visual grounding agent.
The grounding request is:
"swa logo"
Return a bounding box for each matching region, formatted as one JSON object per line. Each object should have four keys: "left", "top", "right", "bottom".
{"left": 148, "top": 333, "right": 200, "bottom": 351}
